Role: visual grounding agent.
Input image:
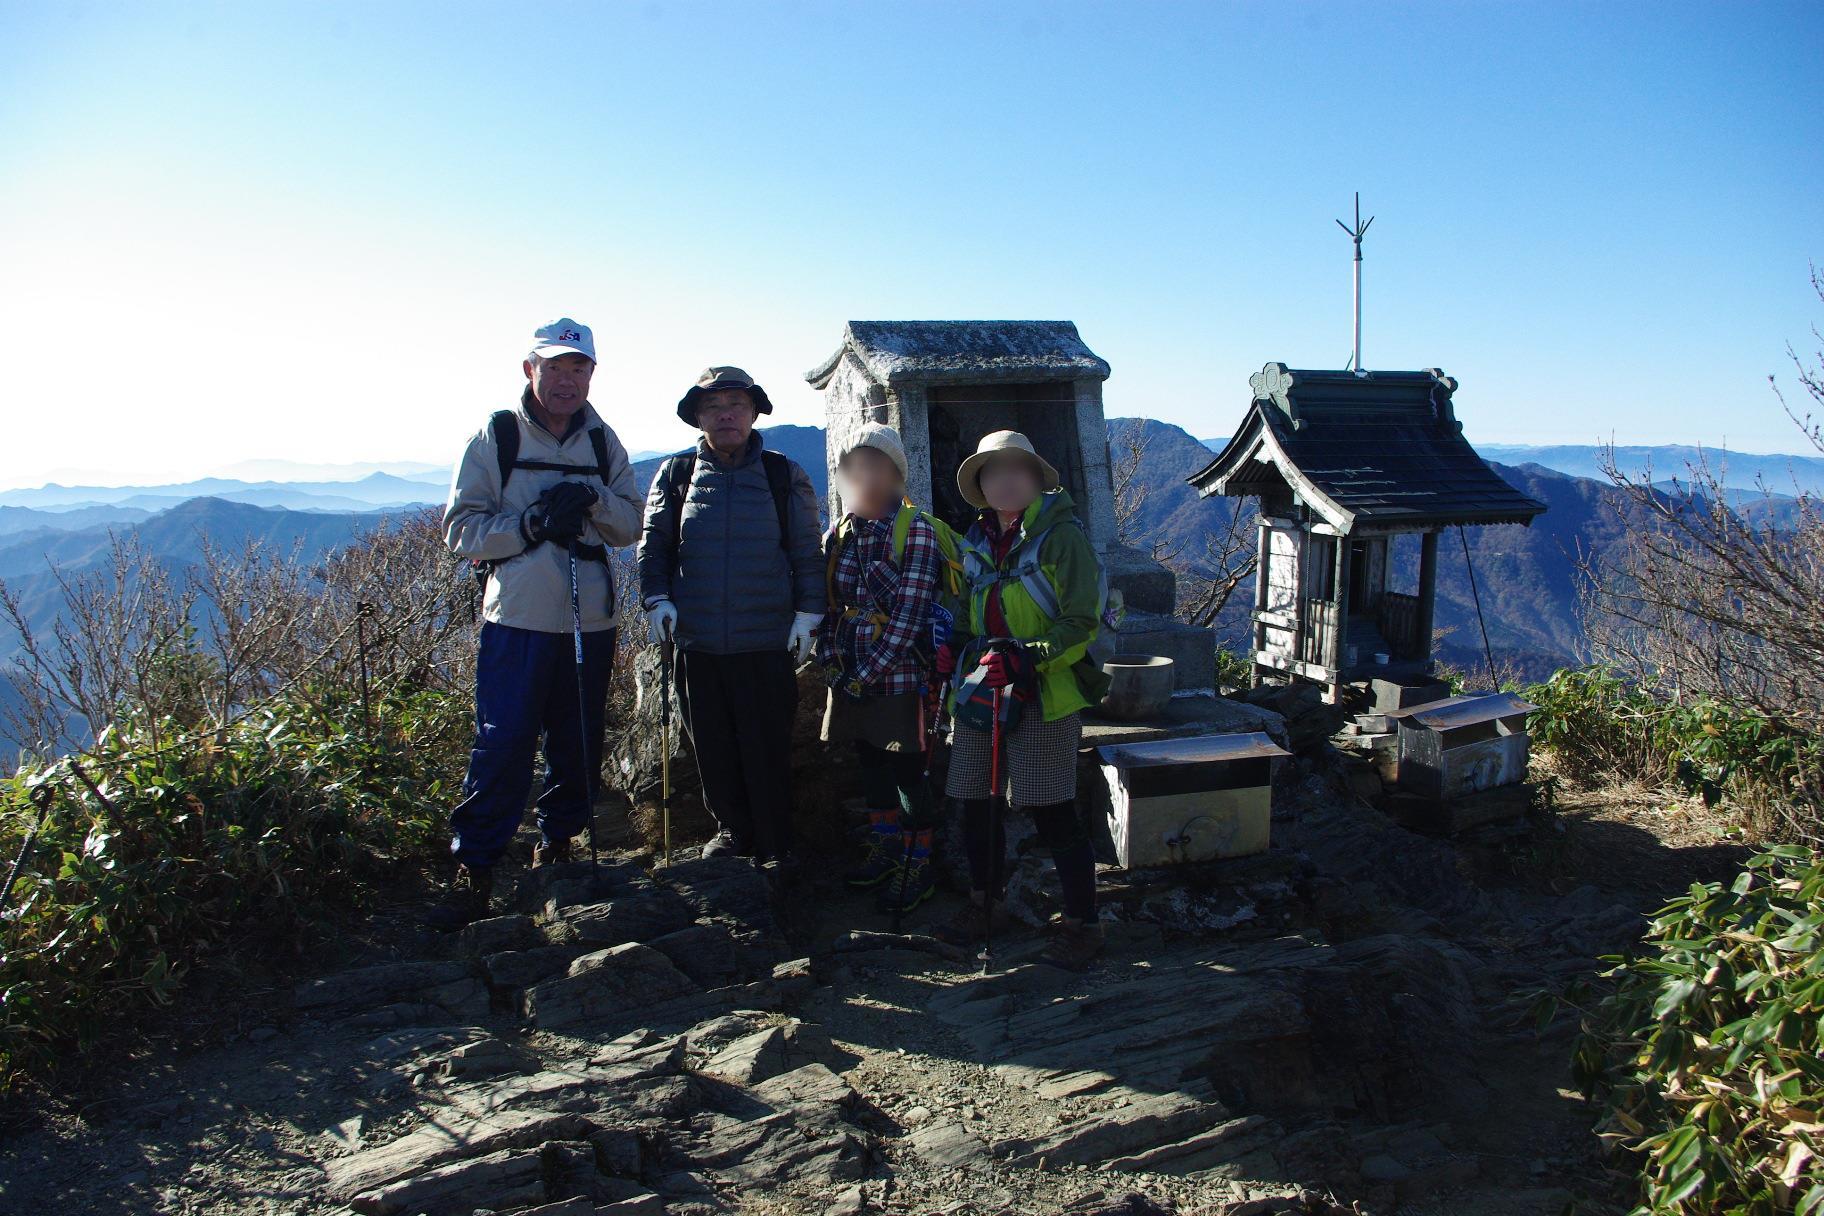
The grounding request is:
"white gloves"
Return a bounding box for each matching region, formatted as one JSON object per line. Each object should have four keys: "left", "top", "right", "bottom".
{"left": 787, "top": 611, "right": 823, "bottom": 664}
{"left": 646, "top": 599, "right": 678, "bottom": 645}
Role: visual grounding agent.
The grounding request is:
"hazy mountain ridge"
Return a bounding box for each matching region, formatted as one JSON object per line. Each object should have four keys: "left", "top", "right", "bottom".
{"left": 0, "top": 470, "right": 448, "bottom": 513}
{"left": 0, "top": 425, "right": 833, "bottom": 517}
{"left": 0, "top": 504, "right": 156, "bottom": 540}
{"left": 0, "top": 420, "right": 1693, "bottom": 695}
{"left": 0, "top": 426, "right": 832, "bottom": 683}
{"left": 1207, "top": 436, "right": 1824, "bottom": 498}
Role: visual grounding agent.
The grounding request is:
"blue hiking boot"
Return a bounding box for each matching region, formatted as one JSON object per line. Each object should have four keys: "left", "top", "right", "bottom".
{"left": 876, "top": 831, "right": 935, "bottom": 915}
{"left": 845, "top": 813, "right": 904, "bottom": 888}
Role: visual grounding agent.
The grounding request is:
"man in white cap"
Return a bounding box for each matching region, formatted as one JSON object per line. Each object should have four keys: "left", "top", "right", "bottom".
{"left": 429, "top": 318, "right": 645, "bottom": 930}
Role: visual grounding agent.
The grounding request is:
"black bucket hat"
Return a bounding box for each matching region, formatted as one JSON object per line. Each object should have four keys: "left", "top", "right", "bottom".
{"left": 676, "top": 365, "right": 774, "bottom": 425}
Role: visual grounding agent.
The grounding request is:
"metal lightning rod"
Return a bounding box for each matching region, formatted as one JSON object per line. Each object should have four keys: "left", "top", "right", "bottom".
{"left": 1335, "top": 192, "right": 1375, "bottom": 375}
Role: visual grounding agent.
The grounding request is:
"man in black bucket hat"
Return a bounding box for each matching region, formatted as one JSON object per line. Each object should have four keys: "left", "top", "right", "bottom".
{"left": 638, "top": 365, "right": 823, "bottom": 867}
{"left": 674, "top": 365, "right": 774, "bottom": 424}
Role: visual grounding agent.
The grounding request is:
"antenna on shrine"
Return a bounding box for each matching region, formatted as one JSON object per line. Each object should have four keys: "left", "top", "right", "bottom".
{"left": 1335, "top": 192, "right": 1374, "bottom": 376}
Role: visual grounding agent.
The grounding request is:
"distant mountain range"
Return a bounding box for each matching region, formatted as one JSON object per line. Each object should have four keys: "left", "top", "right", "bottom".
{"left": 0, "top": 470, "right": 447, "bottom": 514}
{"left": 0, "top": 425, "right": 833, "bottom": 522}
{"left": 1202, "top": 437, "right": 1824, "bottom": 498}
{"left": 0, "top": 420, "right": 1763, "bottom": 753}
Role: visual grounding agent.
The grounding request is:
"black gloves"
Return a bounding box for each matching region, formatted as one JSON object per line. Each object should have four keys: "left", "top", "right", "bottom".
{"left": 524, "top": 481, "right": 599, "bottom": 546}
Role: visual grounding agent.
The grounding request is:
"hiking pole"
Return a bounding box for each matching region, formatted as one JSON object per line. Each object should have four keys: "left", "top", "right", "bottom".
{"left": 660, "top": 629, "right": 674, "bottom": 869}
{"left": 979, "top": 682, "right": 1005, "bottom": 977}
{"left": 568, "top": 541, "right": 597, "bottom": 867}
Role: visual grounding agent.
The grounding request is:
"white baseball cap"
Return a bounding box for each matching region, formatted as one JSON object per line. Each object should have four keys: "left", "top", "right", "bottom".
{"left": 530, "top": 318, "right": 596, "bottom": 362}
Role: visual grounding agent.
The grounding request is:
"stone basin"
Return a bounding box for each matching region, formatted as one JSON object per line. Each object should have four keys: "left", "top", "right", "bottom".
{"left": 1098, "top": 653, "right": 1175, "bottom": 720}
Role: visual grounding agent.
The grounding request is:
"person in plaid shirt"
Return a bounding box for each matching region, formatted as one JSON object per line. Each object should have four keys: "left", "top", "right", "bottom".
{"left": 816, "top": 424, "right": 944, "bottom": 915}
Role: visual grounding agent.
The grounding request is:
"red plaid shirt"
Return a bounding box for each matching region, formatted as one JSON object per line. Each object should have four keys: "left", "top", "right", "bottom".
{"left": 815, "top": 509, "right": 941, "bottom": 696}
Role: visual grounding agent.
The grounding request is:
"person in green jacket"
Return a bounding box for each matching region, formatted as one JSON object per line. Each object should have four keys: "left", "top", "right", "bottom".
{"left": 932, "top": 430, "right": 1111, "bottom": 970}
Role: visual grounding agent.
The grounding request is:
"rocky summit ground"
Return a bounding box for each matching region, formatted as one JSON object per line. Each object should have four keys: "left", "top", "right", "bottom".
{"left": 0, "top": 752, "right": 1751, "bottom": 1216}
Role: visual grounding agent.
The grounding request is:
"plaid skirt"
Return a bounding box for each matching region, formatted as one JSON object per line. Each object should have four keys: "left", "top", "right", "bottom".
{"left": 944, "top": 710, "right": 1083, "bottom": 808}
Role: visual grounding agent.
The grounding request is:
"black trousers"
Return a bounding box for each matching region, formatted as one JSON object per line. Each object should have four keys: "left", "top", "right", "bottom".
{"left": 959, "top": 797, "right": 1097, "bottom": 921}
{"left": 676, "top": 648, "right": 798, "bottom": 859}
{"left": 855, "top": 741, "right": 936, "bottom": 827}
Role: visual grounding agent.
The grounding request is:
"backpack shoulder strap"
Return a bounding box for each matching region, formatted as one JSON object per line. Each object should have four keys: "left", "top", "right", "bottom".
{"left": 586, "top": 425, "right": 611, "bottom": 480}
{"left": 488, "top": 410, "right": 519, "bottom": 491}
{"left": 824, "top": 516, "right": 853, "bottom": 612}
{"left": 665, "top": 451, "right": 697, "bottom": 551}
{"left": 760, "top": 450, "right": 793, "bottom": 552}
{"left": 1017, "top": 518, "right": 1107, "bottom": 625}
{"left": 890, "top": 499, "right": 916, "bottom": 562}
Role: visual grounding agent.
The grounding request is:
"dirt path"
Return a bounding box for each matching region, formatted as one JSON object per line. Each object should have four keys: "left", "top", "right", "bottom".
{"left": 0, "top": 767, "right": 1748, "bottom": 1216}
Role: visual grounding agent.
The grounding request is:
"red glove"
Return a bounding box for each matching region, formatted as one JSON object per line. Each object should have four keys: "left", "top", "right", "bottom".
{"left": 980, "top": 650, "right": 1016, "bottom": 689}
{"left": 934, "top": 642, "right": 959, "bottom": 679}
{"left": 980, "top": 646, "right": 1037, "bottom": 695}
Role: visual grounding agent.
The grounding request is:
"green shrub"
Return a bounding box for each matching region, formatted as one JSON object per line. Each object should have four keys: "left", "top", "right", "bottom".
{"left": 1213, "top": 646, "right": 1252, "bottom": 693}
{"left": 1569, "top": 845, "right": 1824, "bottom": 1215}
{"left": 0, "top": 682, "right": 468, "bottom": 1087}
{"left": 1526, "top": 667, "right": 1821, "bottom": 835}
{"left": 1526, "top": 666, "right": 1671, "bottom": 784}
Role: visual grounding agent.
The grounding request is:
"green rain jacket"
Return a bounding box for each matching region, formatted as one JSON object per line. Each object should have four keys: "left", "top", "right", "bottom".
{"left": 952, "top": 488, "right": 1110, "bottom": 722}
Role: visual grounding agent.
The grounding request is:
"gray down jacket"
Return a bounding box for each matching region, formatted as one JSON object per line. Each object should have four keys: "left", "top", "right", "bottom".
{"left": 636, "top": 432, "right": 823, "bottom": 655}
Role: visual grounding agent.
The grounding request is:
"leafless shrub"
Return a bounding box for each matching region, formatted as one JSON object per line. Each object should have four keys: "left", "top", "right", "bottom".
{"left": 1111, "top": 420, "right": 1152, "bottom": 549}
{"left": 0, "top": 507, "right": 472, "bottom": 763}
{"left": 1110, "top": 419, "right": 1259, "bottom": 629}
{"left": 1577, "top": 271, "right": 1824, "bottom": 736}
{"left": 1174, "top": 500, "right": 1259, "bottom": 629}
{"left": 1431, "top": 624, "right": 1529, "bottom": 693}
{"left": 0, "top": 533, "right": 202, "bottom": 756}
{"left": 1572, "top": 268, "right": 1824, "bottom": 837}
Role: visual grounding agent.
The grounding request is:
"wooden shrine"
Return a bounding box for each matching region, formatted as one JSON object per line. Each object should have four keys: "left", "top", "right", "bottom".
{"left": 1189, "top": 363, "right": 1546, "bottom": 702}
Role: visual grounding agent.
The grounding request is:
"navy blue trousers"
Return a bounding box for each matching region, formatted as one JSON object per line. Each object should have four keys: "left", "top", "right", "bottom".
{"left": 450, "top": 621, "right": 617, "bottom": 869}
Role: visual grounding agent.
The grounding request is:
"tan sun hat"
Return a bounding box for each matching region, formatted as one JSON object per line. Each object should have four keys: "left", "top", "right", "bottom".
{"left": 956, "top": 430, "right": 1060, "bottom": 509}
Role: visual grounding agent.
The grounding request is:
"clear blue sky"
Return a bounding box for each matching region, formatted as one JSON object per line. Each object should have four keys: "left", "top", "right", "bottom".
{"left": 1, "top": 0, "right": 1818, "bottom": 488}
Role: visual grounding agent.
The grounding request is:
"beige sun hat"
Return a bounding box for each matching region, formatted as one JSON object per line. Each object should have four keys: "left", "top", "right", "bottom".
{"left": 837, "top": 422, "right": 909, "bottom": 482}
{"left": 956, "top": 430, "right": 1060, "bottom": 509}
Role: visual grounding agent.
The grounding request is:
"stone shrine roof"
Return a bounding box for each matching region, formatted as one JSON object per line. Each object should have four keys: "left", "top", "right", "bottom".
{"left": 807, "top": 321, "right": 1110, "bottom": 388}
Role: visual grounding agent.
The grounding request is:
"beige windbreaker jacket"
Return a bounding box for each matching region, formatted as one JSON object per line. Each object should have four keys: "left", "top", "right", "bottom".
{"left": 443, "top": 394, "right": 644, "bottom": 633}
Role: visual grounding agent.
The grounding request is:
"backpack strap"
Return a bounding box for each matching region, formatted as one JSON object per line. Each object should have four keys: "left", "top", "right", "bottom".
{"left": 665, "top": 451, "right": 697, "bottom": 553}
{"left": 760, "top": 450, "right": 793, "bottom": 552}
{"left": 825, "top": 515, "right": 855, "bottom": 613}
{"left": 962, "top": 519, "right": 1104, "bottom": 626}
{"left": 890, "top": 499, "right": 915, "bottom": 563}
{"left": 587, "top": 425, "right": 611, "bottom": 484}
{"left": 494, "top": 412, "right": 614, "bottom": 483}
{"left": 489, "top": 410, "right": 519, "bottom": 490}
{"left": 666, "top": 448, "right": 795, "bottom": 555}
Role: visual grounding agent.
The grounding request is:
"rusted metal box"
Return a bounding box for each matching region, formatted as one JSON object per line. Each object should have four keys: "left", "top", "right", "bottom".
{"left": 1384, "top": 691, "right": 1536, "bottom": 800}
{"left": 1097, "top": 732, "right": 1290, "bottom": 868}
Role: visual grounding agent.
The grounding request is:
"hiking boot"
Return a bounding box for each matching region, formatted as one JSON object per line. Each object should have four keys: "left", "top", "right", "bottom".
{"left": 532, "top": 836, "right": 573, "bottom": 868}
{"left": 1038, "top": 919, "right": 1105, "bottom": 971}
{"left": 846, "top": 821, "right": 906, "bottom": 888}
{"left": 876, "top": 843, "right": 935, "bottom": 916}
{"left": 702, "top": 830, "right": 743, "bottom": 858}
{"left": 425, "top": 865, "right": 494, "bottom": 933}
{"left": 932, "top": 897, "right": 1010, "bottom": 947}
